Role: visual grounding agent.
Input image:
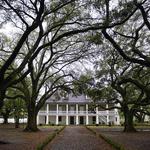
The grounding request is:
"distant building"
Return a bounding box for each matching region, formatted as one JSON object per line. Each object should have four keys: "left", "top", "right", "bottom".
{"left": 37, "top": 94, "right": 120, "bottom": 125}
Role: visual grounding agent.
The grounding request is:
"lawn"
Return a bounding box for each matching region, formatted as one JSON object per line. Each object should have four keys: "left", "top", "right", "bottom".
{"left": 0, "top": 124, "right": 64, "bottom": 150}
{"left": 87, "top": 126, "right": 150, "bottom": 150}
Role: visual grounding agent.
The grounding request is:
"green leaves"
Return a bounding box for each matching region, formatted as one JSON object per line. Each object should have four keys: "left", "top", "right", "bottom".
{"left": 86, "top": 32, "right": 103, "bottom": 45}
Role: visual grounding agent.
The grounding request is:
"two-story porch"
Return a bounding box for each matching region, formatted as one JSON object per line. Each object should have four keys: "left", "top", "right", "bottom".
{"left": 37, "top": 103, "right": 120, "bottom": 125}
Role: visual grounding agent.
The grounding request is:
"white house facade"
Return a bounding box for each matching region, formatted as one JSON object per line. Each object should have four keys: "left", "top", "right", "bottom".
{"left": 37, "top": 94, "right": 120, "bottom": 125}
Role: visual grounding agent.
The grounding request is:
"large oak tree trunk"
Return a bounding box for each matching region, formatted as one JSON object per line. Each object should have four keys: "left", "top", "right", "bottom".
{"left": 24, "top": 108, "right": 39, "bottom": 132}
{"left": 123, "top": 107, "right": 136, "bottom": 132}
{"left": 0, "top": 90, "right": 5, "bottom": 109}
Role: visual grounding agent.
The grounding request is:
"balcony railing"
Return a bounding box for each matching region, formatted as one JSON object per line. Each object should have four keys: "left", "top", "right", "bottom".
{"left": 38, "top": 110, "right": 116, "bottom": 116}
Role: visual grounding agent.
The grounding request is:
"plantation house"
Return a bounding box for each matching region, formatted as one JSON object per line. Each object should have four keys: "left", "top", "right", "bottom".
{"left": 37, "top": 94, "right": 120, "bottom": 125}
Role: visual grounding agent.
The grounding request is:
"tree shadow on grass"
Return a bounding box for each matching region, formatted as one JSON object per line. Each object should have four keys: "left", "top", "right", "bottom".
{"left": 0, "top": 141, "right": 10, "bottom": 144}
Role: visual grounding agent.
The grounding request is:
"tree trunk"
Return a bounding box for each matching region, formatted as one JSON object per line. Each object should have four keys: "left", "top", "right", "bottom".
{"left": 138, "top": 114, "right": 145, "bottom": 123}
{"left": 15, "top": 116, "right": 20, "bottom": 128}
{"left": 0, "top": 90, "right": 5, "bottom": 109}
{"left": 24, "top": 109, "right": 39, "bottom": 132}
{"left": 123, "top": 107, "right": 136, "bottom": 132}
{"left": 3, "top": 115, "right": 8, "bottom": 124}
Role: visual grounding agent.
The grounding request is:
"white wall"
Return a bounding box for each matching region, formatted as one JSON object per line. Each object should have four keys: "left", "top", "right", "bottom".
{"left": 39, "top": 116, "right": 46, "bottom": 124}
{"left": 0, "top": 118, "right": 27, "bottom": 123}
{"left": 49, "top": 116, "right": 56, "bottom": 124}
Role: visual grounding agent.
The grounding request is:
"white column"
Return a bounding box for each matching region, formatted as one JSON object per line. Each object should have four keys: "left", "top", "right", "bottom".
{"left": 117, "top": 114, "right": 120, "bottom": 125}
{"left": 66, "top": 104, "right": 69, "bottom": 125}
{"left": 114, "top": 108, "right": 117, "bottom": 125}
{"left": 37, "top": 114, "right": 39, "bottom": 125}
{"left": 86, "top": 104, "right": 89, "bottom": 125}
{"left": 46, "top": 104, "right": 49, "bottom": 125}
{"left": 76, "top": 104, "right": 79, "bottom": 125}
{"left": 106, "top": 104, "right": 109, "bottom": 125}
{"left": 115, "top": 108, "right": 120, "bottom": 125}
{"left": 56, "top": 104, "right": 59, "bottom": 125}
{"left": 96, "top": 106, "right": 99, "bottom": 124}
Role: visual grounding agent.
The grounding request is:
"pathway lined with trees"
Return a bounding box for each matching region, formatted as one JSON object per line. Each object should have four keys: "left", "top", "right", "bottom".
{"left": 0, "top": 0, "right": 150, "bottom": 134}
{"left": 45, "top": 126, "right": 114, "bottom": 150}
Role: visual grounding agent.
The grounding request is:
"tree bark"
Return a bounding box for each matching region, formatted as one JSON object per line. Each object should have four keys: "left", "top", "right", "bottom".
{"left": 0, "top": 90, "right": 5, "bottom": 109}
{"left": 123, "top": 107, "right": 136, "bottom": 132}
{"left": 24, "top": 108, "right": 39, "bottom": 132}
{"left": 3, "top": 115, "right": 8, "bottom": 124}
{"left": 15, "top": 115, "right": 20, "bottom": 128}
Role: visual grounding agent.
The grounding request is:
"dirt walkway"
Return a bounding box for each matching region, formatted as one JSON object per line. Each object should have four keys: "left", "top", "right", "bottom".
{"left": 45, "top": 126, "right": 114, "bottom": 150}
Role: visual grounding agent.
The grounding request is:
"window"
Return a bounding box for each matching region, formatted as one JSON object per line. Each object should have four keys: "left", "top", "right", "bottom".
{"left": 59, "top": 116, "right": 62, "bottom": 122}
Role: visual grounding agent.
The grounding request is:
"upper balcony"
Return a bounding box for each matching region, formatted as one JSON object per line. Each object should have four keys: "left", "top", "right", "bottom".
{"left": 38, "top": 110, "right": 116, "bottom": 116}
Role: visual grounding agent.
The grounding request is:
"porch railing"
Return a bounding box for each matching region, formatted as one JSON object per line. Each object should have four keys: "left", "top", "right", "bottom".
{"left": 38, "top": 110, "right": 116, "bottom": 116}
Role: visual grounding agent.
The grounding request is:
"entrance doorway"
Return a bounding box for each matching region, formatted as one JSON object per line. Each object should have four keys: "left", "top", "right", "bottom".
{"left": 70, "top": 116, "right": 74, "bottom": 125}
{"left": 92, "top": 116, "right": 96, "bottom": 124}
{"left": 45, "top": 116, "right": 47, "bottom": 124}
{"left": 80, "top": 116, "right": 84, "bottom": 125}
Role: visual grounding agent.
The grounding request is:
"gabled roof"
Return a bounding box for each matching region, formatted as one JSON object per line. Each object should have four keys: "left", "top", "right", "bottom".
{"left": 46, "top": 93, "right": 93, "bottom": 104}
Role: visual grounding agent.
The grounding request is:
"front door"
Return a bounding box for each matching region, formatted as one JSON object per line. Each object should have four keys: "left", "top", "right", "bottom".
{"left": 80, "top": 116, "right": 84, "bottom": 125}
{"left": 45, "top": 116, "right": 47, "bottom": 124}
{"left": 70, "top": 116, "right": 74, "bottom": 125}
{"left": 92, "top": 116, "right": 96, "bottom": 124}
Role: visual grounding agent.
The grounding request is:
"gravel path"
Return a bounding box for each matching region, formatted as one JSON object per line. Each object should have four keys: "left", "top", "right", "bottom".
{"left": 45, "top": 126, "right": 114, "bottom": 150}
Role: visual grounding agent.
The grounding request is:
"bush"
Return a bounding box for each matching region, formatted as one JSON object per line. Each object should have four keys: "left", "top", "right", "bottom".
{"left": 108, "top": 122, "right": 111, "bottom": 127}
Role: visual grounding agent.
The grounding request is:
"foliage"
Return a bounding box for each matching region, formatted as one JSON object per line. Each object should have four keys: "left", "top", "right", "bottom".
{"left": 0, "top": 92, "right": 26, "bottom": 125}
{"left": 0, "top": 0, "right": 104, "bottom": 109}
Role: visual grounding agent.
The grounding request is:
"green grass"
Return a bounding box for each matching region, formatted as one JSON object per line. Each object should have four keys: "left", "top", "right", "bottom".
{"left": 86, "top": 126, "right": 126, "bottom": 150}
{"left": 36, "top": 126, "right": 65, "bottom": 150}
{"left": 38, "top": 125, "right": 64, "bottom": 128}
{"left": 87, "top": 125, "right": 123, "bottom": 128}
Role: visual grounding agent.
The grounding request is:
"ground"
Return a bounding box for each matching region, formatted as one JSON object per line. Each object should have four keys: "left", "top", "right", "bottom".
{"left": 0, "top": 124, "right": 62, "bottom": 150}
{"left": 45, "top": 126, "right": 114, "bottom": 150}
{"left": 1, "top": 124, "right": 150, "bottom": 150}
{"left": 89, "top": 126, "right": 150, "bottom": 150}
